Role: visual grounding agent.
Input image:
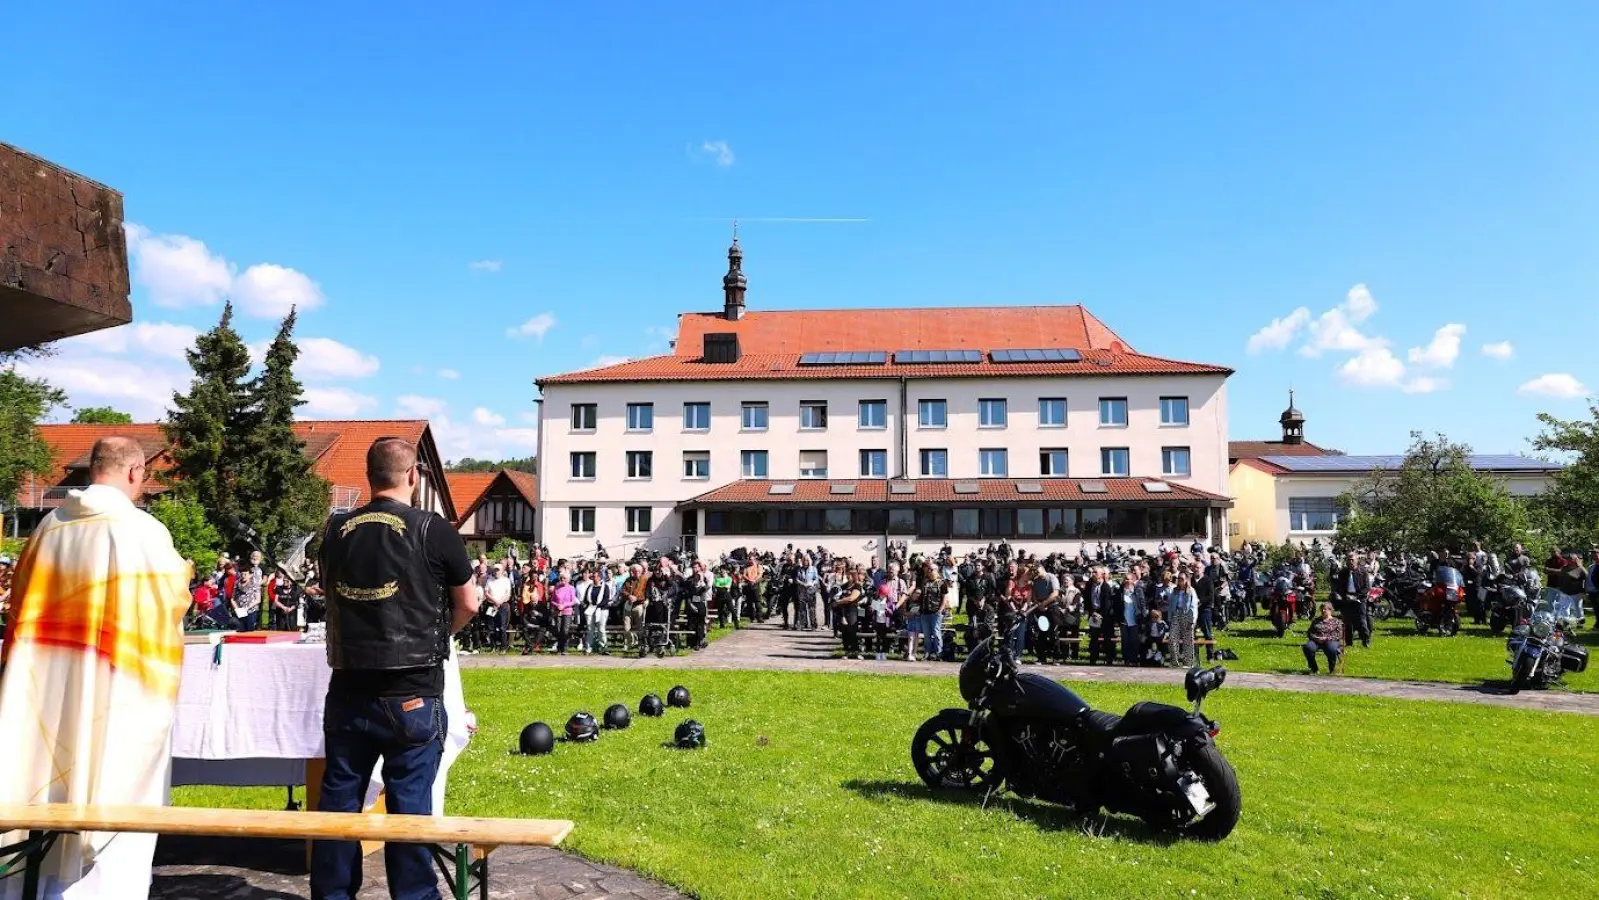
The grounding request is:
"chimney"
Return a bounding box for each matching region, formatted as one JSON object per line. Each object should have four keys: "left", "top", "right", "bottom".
{"left": 703, "top": 332, "right": 740, "bottom": 363}
{"left": 722, "top": 236, "right": 747, "bottom": 320}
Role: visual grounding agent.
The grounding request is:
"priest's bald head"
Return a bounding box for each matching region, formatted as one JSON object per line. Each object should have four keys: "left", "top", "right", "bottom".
{"left": 89, "top": 437, "right": 148, "bottom": 502}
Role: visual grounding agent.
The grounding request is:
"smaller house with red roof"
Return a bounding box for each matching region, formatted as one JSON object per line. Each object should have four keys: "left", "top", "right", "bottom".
{"left": 445, "top": 469, "right": 538, "bottom": 555}
{"left": 534, "top": 240, "right": 1236, "bottom": 560}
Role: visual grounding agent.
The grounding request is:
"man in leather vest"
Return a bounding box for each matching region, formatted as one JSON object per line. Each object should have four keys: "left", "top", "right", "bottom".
{"left": 312, "top": 437, "right": 478, "bottom": 900}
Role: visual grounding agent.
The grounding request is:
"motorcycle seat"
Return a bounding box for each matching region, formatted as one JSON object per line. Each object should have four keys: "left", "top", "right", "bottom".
{"left": 1081, "top": 710, "right": 1123, "bottom": 735}
{"left": 1112, "top": 701, "right": 1193, "bottom": 737}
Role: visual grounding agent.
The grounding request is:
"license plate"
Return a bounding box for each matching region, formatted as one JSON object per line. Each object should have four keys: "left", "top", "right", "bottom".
{"left": 1183, "top": 778, "right": 1214, "bottom": 817}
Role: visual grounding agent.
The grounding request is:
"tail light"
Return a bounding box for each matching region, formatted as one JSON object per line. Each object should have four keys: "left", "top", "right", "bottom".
{"left": 1208, "top": 724, "right": 1221, "bottom": 738}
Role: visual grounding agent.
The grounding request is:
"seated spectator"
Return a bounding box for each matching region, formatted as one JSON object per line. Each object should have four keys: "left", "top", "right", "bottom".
{"left": 1303, "top": 602, "right": 1343, "bottom": 674}
{"left": 1143, "top": 609, "right": 1169, "bottom": 667}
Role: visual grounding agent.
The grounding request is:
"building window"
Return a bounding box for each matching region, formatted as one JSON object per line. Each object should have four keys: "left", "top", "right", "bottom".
{"left": 1100, "top": 447, "right": 1130, "bottom": 477}
{"left": 683, "top": 451, "right": 710, "bottom": 480}
{"left": 683, "top": 402, "right": 711, "bottom": 431}
{"left": 570, "top": 452, "right": 596, "bottom": 479}
{"left": 569, "top": 506, "right": 596, "bottom": 534}
{"left": 978, "top": 398, "right": 1008, "bottom": 428}
{"left": 800, "top": 401, "right": 828, "bottom": 430}
{"left": 741, "top": 402, "right": 769, "bottom": 431}
{"left": 918, "top": 399, "right": 947, "bottom": 428}
{"left": 859, "top": 399, "right": 887, "bottom": 430}
{"left": 1039, "top": 397, "right": 1067, "bottom": 428}
{"left": 1160, "top": 396, "right": 1190, "bottom": 426}
{"left": 824, "top": 509, "right": 852, "bottom": 532}
{"left": 952, "top": 508, "right": 980, "bottom": 537}
{"left": 1161, "top": 446, "right": 1191, "bottom": 477}
{"left": 1289, "top": 497, "right": 1345, "bottom": 532}
{"left": 1081, "top": 507, "right": 1109, "bottom": 537}
{"left": 625, "top": 506, "right": 652, "bottom": 534}
{"left": 571, "top": 403, "right": 597, "bottom": 431}
{"left": 1047, "top": 508, "right": 1079, "bottom": 537}
{"left": 741, "top": 450, "right": 769, "bottom": 479}
{"left": 982, "top": 508, "right": 1015, "bottom": 538}
{"left": 979, "top": 448, "right": 1009, "bottom": 477}
{"left": 859, "top": 449, "right": 887, "bottom": 478}
{"left": 625, "top": 450, "right": 653, "bottom": 479}
{"left": 919, "top": 448, "right": 948, "bottom": 477}
{"left": 799, "top": 450, "right": 828, "bottom": 479}
{"left": 1040, "top": 448, "right": 1069, "bottom": 476}
{"left": 1017, "top": 508, "right": 1045, "bottom": 537}
{"left": 917, "top": 509, "right": 951, "bottom": 538}
{"left": 1099, "top": 397, "right": 1128, "bottom": 427}
{"left": 626, "top": 403, "right": 654, "bottom": 432}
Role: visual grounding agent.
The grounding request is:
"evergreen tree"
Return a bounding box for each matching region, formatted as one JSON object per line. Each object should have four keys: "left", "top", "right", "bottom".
{"left": 241, "top": 309, "right": 330, "bottom": 554}
{"left": 164, "top": 302, "right": 255, "bottom": 535}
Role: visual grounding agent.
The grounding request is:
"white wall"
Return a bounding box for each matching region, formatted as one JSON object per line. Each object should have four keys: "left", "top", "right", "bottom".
{"left": 691, "top": 534, "right": 1204, "bottom": 565}
{"left": 538, "top": 373, "right": 1229, "bottom": 559}
{"left": 1275, "top": 472, "right": 1557, "bottom": 543}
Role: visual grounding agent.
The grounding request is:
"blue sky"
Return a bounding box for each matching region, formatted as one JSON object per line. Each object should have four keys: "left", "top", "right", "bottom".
{"left": 7, "top": 2, "right": 1598, "bottom": 461}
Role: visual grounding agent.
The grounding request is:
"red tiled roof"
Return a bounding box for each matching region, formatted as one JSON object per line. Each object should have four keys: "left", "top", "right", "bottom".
{"left": 1228, "top": 440, "right": 1334, "bottom": 462}
{"left": 672, "top": 305, "right": 1131, "bottom": 358}
{"left": 25, "top": 424, "right": 172, "bottom": 501}
{"left": 542, "top": 348, "right": 1229, "bottom": 385}
{"left": 678, "top": 478, "right": 1230, "bottom": 507}
{"left": 444, "top": 472, "right": 498, "bottom": 525}
{"left": 505, "top": 470, "right": 538, "bottom": 505}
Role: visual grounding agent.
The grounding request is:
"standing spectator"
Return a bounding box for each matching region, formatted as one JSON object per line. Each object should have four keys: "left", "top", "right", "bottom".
{"left": 621, "top": 563, "right": 648, "bottom": 651}
{"left": 795, "top": 552, "right": 819, "bottom": 631}
{"left": 872, "top": 563, "right": 906, "bottom": 661}
{"left": 713, "top": 565, "right": 737, "bottom": 629}
{"left": 741, "top": 553, "right": 765, "bottom": 624}
{"left": 836, "top": 566, "right": 865, "bottom": 659}
{"left": 1143, "top": 609, "right": 1169, "bottom": 666}
{"left": 232, "top": 557, "right": 260, "bottom": 633}
{"left": 1029, "top": 564, "right": 1061, "bottom": 664}
{"left": 684, "top": 560, "right": 712, "bottom": 650}
{"left": 1086, "top": 568, "right": 1119, "bottom": 665}
{"left": 1168, "top": 574, "right": 1199, "bottom": 668}
{"left": 1057, "top": 574, "right": 1083, "bottom": 660}
{"left": 1329, "top": 552, "right": 1372, "bottom": 648}
{"left": 1117, "top": 566, "right": 1148, "bottom": 666}
{"left": 484, "top": 563, "right": 513, "bottom": 652}
{"left": 548, "top": 571, "right": 576, "bottom": 655}
{"left": 578, "top": 568, "right": 611, "bottom": 654}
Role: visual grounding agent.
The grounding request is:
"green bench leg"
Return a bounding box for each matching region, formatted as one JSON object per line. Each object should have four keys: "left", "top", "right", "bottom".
{"left": 428, "top": 842, "right": 486, "bottom": 900}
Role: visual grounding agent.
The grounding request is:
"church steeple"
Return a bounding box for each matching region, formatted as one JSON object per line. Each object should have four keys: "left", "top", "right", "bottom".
{"left": 1279, "top": 389, "right": 1306, "bottom": 445}
{"left": 722, "top": 224, "right": 747, "bottom": 321}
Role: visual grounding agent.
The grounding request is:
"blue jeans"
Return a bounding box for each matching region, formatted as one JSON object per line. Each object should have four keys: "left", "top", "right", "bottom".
{"left": 312, "top": 694, "right": 446, "bottom": 900}
{"left": 1303, "top": 639, "right": 1341, "bottom": 673}
{"left": 919, "top": 613, "right": 942, "bottom": 658}
{"left": 1198, "top": 608, "right": 1215, "bottom": 659}
{"left": 234, "top": 609, "right": 257, "bottom": 632}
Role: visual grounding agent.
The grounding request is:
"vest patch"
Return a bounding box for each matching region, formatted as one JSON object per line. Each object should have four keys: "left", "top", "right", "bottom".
{"left": 336, "top": 580, "right": 400, "bottom": 601}
{"left": 339, "top": 511, "right": 409, "bottom": 538}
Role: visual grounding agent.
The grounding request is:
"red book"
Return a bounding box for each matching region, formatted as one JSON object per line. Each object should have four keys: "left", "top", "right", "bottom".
{"left": 220, "top": 632, "right": 301, "bottom": 644}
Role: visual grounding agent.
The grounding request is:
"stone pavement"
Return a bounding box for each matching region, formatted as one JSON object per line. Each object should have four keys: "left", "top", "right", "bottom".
{"left": 463, "top": 621, "right": 1599, "bottom": 717}
{"left": 151, "top": 835, "right": 686, "bottom": 899}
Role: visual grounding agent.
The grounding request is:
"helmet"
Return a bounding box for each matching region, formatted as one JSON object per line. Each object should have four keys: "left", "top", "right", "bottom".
{"left": 603, "top": 703, "right": 632, "bottom": 730}
{"left": 518, "top": 721, "right": 555, "bottom": 755}
{"left": 667, "top": 685, "right": 691, "bottom": 708}
{"left": 639, "top": 693, "right": 665, "bottom": 717}
{"left": 565, "top": 712, "right": 599, "bottom": 743}
{"left": 673, "top": 719, "right": 706, "bottom": 749}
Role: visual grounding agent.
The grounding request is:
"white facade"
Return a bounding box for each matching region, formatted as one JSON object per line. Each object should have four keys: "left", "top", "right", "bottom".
{"left": 537, "top": 373, "right": 1229, "bottom": 560}
{"left": 1276, "top": 471, "right": 1554, "bottom": 545}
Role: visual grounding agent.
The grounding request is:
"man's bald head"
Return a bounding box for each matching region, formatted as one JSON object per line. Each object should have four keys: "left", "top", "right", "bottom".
{"left": 366, "top": 437, "right": 418, "bottom": 492}
{"left": 89, "top": 436, "right": 147, "bottom": 499}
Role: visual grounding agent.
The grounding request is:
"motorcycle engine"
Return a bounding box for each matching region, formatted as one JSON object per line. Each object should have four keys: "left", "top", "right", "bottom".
{"left": 1013, "top": 724, "right": 1092, "bottom": 804}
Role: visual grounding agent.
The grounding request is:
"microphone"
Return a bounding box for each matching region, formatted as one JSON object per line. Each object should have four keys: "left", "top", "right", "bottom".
{"left": 224, "top": 515, "right": 259, "bottom": 541}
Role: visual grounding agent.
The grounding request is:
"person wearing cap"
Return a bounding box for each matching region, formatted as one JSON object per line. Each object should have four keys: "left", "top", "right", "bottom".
{"left": 483, "top": 563, "right": 513, "bottom": 652}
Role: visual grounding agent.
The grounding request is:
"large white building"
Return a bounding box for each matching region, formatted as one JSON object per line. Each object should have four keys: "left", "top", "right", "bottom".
{"left": 535, "top": 241, "right": 1235, "bottom": 561}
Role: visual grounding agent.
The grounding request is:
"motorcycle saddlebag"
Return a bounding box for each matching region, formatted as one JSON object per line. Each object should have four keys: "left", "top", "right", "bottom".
{"left": 1108, "top": 733, "right": 1179, "bottom": 787}
{"left": 1562, "top": 644, "right": 1589, "bottom": 674}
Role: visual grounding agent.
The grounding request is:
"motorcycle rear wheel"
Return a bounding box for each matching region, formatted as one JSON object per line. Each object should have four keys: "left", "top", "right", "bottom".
{"left": 1145, "top": 743, "right": 1241, "bottom": 841}
{"left": 911, "top": 714, "right": 1000, "bottom": 792}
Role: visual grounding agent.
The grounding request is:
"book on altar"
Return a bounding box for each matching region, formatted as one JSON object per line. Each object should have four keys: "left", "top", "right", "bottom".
{"left": 220, "top": 631, "right": 302, "bottom": 644}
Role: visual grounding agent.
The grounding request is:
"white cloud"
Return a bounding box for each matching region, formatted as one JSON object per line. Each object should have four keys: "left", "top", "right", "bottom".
{"left": 294, "top": 337, "right": 379, "bottom": 380}
{"left": 437, "top": 368, "right": 460, "bottom": 380}
{"left": 472, "top": 407, "right": 507, "bottom": 427}
{"left": 1246, "top": 308, "right": 1311, "bottom": 354}
{"left": 1407, "top": 323, "right": 1466, "bottom": 369}
{"left": 1519, "top": 374, "right": 1588, "bottom": 399}
{"left": 231, "top": 263, "right": 325, "bottom": 318}
{"left": 396, "top": 394, "right": 449, "bottom": 418}
{"left": 1481, "top": 341, "right": 1515, "bottom": 360}
{"left": 1342, "top": 283, "right": 1377, "bottom": 322}
{"left": 517, "top": 411, "right": 539, "bottom": 424}
{"left": 14, "top": 353, "right": 187, "bottom": 422}
{"left": 586, "top": 355, "right": 631, "bottom": 369}
{"left": 469, "top": 260, "right": 502, "bottom": 273}
{"left": 71, "top": 321, "right": 197, "bottom": 359}
{"left": 124, "top": 223, "right": 234, "bottom": 308}
{"left": 1338, "top": 346, "right": 1407, "bottom": 388}
{"left": 1301, "top": 309, "right": 1383, "bottom": 357}
{"left": 300, "top": 387, "right": 377, "bottom": 418}
{"left": 506, "top": 313, "right": 557, "bottom": 341}
{"left": 699, "top": 140, "right": 735, "bottom": 167}
{"left": 1402, "top": 376, "right": 1449, "bottom": 394}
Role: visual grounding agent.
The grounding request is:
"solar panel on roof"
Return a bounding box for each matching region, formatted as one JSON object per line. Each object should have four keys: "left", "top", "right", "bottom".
{"left": 953, "top": 482, "right": 979, "bottom": 494}
{"left": 990, "top": 348, "right": 1083, "bottom": 363}
{"left": 1079, "top": 481, "right": 1108, "bottom": 494}
{"left": 768, "top": 483, "right": 796, "bottom": 495}
{"left": 1016, "top": 482, "right": 1043, "bottom": 494}
{"left": 829, "top": 484, "right": 857, "bottom": 495}
{"left": 798, "top": 350, "right": 888, "bottom": 366}
{"left": 1143, "top": 482, "right": 1173, "bottom": 493}
{"left": 889, "top": 482, "right": 917, "bottom": 495}
{"left": 894, "top": 349, "right": 983, "bottom": 364}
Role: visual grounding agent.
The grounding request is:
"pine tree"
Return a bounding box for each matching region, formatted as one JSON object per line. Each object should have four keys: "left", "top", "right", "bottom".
{"left": 164, "top": 302, "right": 255, "bottom": 535}
{"left": 241, "top": 308, "right": 330, "bottom": 554}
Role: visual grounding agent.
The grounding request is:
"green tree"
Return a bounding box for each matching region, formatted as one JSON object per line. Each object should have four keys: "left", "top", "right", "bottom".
{"left": 488, "top": 537, "right": 529, "bottom": 561}
{"left": 147, "top": 495, "right": 223, "bottom": 573}
{"left": 1335, "top": 432, "right": 1534, "bottom": 555}
{"left": 71, "top": 406, "right": 134, "bottom": 424}
{"left": 447, "top": 456, "right": 537, "bottom": 474}
{"left": 240, "top": 309, "right": 331, "bottom": 555}
{"left": 1529, "top": 401, "right": 1599, "bottom": 551}
{"left": 0, "top": 368, "right": 66, "bottom": 508}
{"left": 163, "top": 302, "right": 255, "bottom": 535}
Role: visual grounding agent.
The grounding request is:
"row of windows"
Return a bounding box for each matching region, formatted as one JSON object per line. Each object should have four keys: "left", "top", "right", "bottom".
{"left": 701, "top": 506, "right": 1210, "bottom": 540}
{"left": 568, "top": 506, "right": 654, "bottom": 535}
{"left": 571, "top": 396, "right": 1192, "bottom": 434}
{"left": 570, "top": 446, "right": 1194, "bottom": 480}
{"left": 1288, "top": 497, "right": 1348, "bottom": 532}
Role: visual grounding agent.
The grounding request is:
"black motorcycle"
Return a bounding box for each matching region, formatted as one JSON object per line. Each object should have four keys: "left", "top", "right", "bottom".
{"left": 910, "top": 615, "right": 1241, "bottom": 840}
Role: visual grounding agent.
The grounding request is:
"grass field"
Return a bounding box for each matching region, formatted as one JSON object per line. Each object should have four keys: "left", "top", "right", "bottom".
{"left": 177, "top": 669, "right": 1599, "bottom": 899}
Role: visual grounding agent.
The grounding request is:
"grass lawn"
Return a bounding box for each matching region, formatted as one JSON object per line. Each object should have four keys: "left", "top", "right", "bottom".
{"left": 177, "top": 669, "right": 1599, "bottom": 899}
{"left": 1210, "top": 615, "right": 1599, "bottom": 692}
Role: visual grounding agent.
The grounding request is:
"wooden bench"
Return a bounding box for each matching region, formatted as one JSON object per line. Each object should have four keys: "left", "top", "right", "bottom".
{"left": 0, "top": 803, "right": 573, "bottom": 900}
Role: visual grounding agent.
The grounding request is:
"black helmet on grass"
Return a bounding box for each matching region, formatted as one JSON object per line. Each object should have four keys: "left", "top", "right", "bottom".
{"left": 518, "top": 722, "right": 555, "bottom": 755}
{"left": 565, "top": 712, "right": 599, "bottom": 742}
{"left": 673, "top": 719, "right": 706, "bottom": 749}
{"left": 639, "top": 693, "right": 665, "bottom": 717}
{"left": 667, "top": 685, "right": 691, "bottom": 708}
{"left": 603, "top": 703, "right": 632, "bottom": 730}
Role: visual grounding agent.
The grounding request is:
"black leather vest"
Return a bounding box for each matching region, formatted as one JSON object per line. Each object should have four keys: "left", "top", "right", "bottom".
{"left": 320, "top": 499, "right": 449, "bottom": 670}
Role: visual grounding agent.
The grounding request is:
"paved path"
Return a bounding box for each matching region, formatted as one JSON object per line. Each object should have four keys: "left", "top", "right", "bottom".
{"left": 463, "top": 622, "right": 1599, "bottom": 716}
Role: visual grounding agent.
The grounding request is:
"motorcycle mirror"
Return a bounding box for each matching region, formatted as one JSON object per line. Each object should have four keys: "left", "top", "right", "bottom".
{"left": 1035, "top": 615, "right": 1051, "bottom": 633}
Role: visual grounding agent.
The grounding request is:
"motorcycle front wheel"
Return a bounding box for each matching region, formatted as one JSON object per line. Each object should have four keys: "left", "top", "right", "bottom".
{"left": 1509, "top": 656, "right": 1535, "bottom": 694}
{"left": 911, "top": 714, "right": 1000, "bottom": 792}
